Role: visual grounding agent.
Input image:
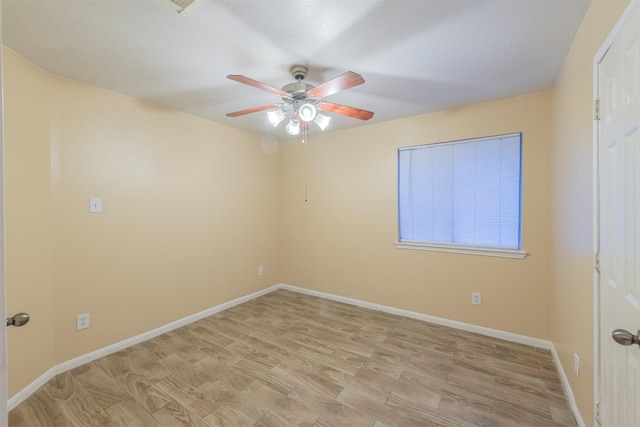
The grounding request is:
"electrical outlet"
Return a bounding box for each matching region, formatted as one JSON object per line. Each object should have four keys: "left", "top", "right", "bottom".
{"left": 77, "top": 313, "right": 90, "bottom": 330}
{"left": 258, "top": 266, "right": 264, "bottom": 277}
{"left": 574, "top": 353, "right": 580, "bottom": 377}
{"left": 471, "top": 292, "right": 482, "bottom": 305}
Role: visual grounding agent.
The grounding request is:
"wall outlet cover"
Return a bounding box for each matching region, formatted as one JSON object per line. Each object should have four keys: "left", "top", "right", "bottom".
{"left": 471, "top": 292, "right": 482, "bottom": 305}
{"left": 77, "top": 313, "right": 90, "bottom": 330}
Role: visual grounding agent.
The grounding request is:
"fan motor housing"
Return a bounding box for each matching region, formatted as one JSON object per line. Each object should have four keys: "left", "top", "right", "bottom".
{"left": 282, "top": 82, "right": 314, "bottom": 102}
{"left": 282, "top": 65, "right": 313, "bottom": 102}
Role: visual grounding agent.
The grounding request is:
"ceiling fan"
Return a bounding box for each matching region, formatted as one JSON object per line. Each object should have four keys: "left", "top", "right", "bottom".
{"left": 226, "top": 65, "right": 374, "bottom": 135}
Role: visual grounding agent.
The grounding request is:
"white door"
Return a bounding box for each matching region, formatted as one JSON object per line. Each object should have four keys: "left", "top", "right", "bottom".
{"left": 0, "top": 4, "right": 8, "bottom": 425}
{"left": 598, "top": 1, "right": 640, "bottom": 426}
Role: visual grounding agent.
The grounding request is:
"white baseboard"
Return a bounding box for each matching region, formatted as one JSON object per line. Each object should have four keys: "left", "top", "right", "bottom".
{"left": 9, "top": 282, "right": 583, "bottom": 427}
{"left": 550, "top": 346, "right": 586, "bottom": 427}
{"left": 8, "top": 284, "right": 280, "bottom": 411}
{"left": 276, "top": 283, "right": 552, "bottom": 349}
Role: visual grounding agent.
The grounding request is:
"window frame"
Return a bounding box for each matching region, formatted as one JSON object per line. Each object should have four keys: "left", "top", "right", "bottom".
{"left": 395, "top": 133, "right": 527, "bottom": 259}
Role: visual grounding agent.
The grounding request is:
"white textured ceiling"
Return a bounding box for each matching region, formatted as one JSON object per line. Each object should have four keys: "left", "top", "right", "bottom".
{"left": 1, "top": 0, "right": 590, "bottom": 138}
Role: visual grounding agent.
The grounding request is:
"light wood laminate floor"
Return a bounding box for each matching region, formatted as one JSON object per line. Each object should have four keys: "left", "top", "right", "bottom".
{"left": 9, "top": 289, "right": 577, "bottom": 426}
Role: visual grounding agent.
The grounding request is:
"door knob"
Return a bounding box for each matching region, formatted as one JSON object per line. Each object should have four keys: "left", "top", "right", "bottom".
{"left": 612, "top": 329, "right": 640, "bottom": 347}
{"left": 6, "top": 313, "right": 30, "bottom": 327}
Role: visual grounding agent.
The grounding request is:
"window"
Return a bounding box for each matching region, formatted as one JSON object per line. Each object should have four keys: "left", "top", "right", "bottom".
{"left": 397, "top": 133, "right": 525, "bottom": 258}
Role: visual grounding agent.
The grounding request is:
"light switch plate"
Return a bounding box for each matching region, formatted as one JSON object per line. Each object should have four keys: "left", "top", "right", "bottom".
{"left": 90, "top": 197, "right": 102, "bottom": 213}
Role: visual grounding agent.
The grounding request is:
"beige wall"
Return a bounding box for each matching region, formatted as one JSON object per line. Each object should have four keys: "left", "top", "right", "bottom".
{"left": 281, "top": 91, "right": 554, "bottom": 339}
{"left": 3, "top": 47, "right": 282, "bottom": 395}
{"left": 3, "top": 48, "right": 56, "bottom": 398}
{"left": 551, "top": 1, "right": 629, "bottom": 425}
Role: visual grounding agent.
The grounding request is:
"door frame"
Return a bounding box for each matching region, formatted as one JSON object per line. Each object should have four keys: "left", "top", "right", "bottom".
{"left": 0, "top": 3, "right": 8, "bottom": 423}
{"left": 593, "top": 0, "right": 639, "bottom": 422}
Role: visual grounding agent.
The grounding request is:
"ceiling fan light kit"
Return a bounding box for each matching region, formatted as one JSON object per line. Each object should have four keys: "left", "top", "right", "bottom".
{"left": 226, "top": 65, "right": 374, "bottom": 137}
{"left": 285, "top": 118, "right": 301, "bottom": 136}
{"left": 314, "top": 113, "right": 331, "bottom": 131}
{"left": 298, "top": 103, "right": 317, "bottom": 122}
{"left": 267, "top": 109, "right": 286, "bottom": 127}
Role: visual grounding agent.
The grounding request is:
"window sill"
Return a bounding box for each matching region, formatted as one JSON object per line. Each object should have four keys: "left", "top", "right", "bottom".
{"left": 395, "top": 241, "right": 528, "bottom": 259}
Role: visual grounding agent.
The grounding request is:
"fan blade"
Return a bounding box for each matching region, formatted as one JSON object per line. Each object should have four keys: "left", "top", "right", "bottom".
{"left": 317, "top": 102, "right": 374, "bottom": 121}
{"left": 307, "top": 71, "right": 365, "bottom": 99}
{"left": 227, "top": 75, "right": 289, "bottom": 97}
{"left": 226, "top": 104, "right": 284, "bottom": 117}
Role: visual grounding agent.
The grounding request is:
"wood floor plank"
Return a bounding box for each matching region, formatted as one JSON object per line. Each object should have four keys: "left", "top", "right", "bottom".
{"left": 105, "top": 399, "right": 158, "bottom": 427}
{"left": 9, "top": 389, "right": 68, "bottom": 427}
{"left": 158, "top": 353, "right": 215, "bottom": 388}
{"left": 254, "top": 410, "right": 309, "bottom": 427}
{"left": 153, "top": 374, "right": 218, "bottom": 419}
{"left": 550, "top": 406, "right": 578, "bottom": 426}
{"left": 120, "top": 372, "right": 173, "bottom": 413}
{"left": 75, "top": 364, "right": 132, "bottom": 410}
{"left": 180, "top": 322, "right": 234, "bottom": 349}
{"left": 48, "top": 376, "right": 116, "bottom": 426}
{"left": 231, "top": 358, "right": 297, "bottom": 395}
{"left": 335, "top": 386, "right": 394, "bottom": 425}
{"left": 493, "top": 400, "right": 559, "bottom": 427}
{"left": 271, "top": 364, "right": 344, "bottom": 399}
{"left": 200, "top": 386, "right": 268, "bottom": 426}
{"left": 152, "top": 400, "right": 207, "bottom": 426}
{"left": 8, "top": 289, "right": 577, "bottom": 426}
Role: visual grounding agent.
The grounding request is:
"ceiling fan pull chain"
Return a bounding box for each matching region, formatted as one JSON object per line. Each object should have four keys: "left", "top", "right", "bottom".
{"left": 304, "top": 126, "right": 308, "bottom": 202}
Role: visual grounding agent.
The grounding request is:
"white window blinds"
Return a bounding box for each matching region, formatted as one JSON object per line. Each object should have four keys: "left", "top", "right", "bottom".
{"left": 398, "top": 133, "right": 522, "bottom": 250}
